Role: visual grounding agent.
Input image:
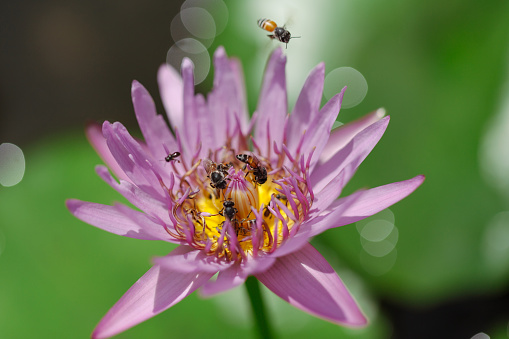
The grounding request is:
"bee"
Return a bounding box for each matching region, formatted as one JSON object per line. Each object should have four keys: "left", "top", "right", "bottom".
{"left": 257, "top": 18, "right": 299, "bottom": 48}
{"left": 203, "top": 159, "right": 229, "bottom": 190}
{"left": 236, "top": 153, "right": 268, "bottom": 185}
{"left": 264, "top": 194, "right": 288, "bottom": 217}
{"left": 220, "top": 200, "right": 238, "bottom": 221}
{"left": 164, "top": 151, "right": 181, "bottom": 162}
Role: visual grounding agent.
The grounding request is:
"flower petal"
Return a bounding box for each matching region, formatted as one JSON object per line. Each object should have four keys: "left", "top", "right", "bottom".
{"left": 273, "top": 189, "right": 365, "bottom": 258}
{"left": 92, "top": 264, "right": 214, "bottom": 339}
{"left": 66, "top": 199, "right": 174, "bottom": 241}
{"left": 300, "top": 89, "right": 346, "bottom": 171}
{"left": 200, "top": 264, "right": 246, "bottom": 297}
{"left": 102, "top": 121, "right": 167, "bottom": 200}
{"left": 154, "top": 245, "right": 232, "bottom": 273}
{"left": 286, "top": 62, "right": 325, "bottom": 152}
{"left": 310, "top": 116, "right": 390, "bottom": 193}
{"left": 308, "top": 175, "right": 425, "bottom": 237}
{"left": 86, "top": 122, "right": 130, "bottom": 183}
{"left": 157, "top": 63, "right": 184, "bottom": 131}
{"left": 208, "top": 47, "right": 249, "bottom": 147}
{"left": 181, "top": 58, "right": 198, "bottom": 153}
{"left": 320, "top": 108, "right": 386, "bottom": 163}
{"left": 131, "top": 80, "right": 178, "bottom": 161}
{"left": 95, "top": 165, "right": 169, "bottom": 222}
{"left": 256, "top": 243, "right": 367, "bottom": 327}
{"left": 255, "top": 48, "right": 287, "bottom": 156}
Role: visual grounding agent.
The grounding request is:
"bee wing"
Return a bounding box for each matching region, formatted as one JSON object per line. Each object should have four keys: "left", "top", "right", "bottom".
{"left": 202, "top": 159, "right": 216, "bottom": 175}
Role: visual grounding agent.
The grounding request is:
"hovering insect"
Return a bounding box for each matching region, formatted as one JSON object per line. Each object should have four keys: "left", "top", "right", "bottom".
{"left": 203, "top": 159, "right": 229, "bottom": 190}
{"left": 220, "top": 200, "right": 238, "bottom": 221}
{"left": 236, "top": 153, "right": 268, "bottom": 185}
{"left": 257, "top": 18, "right": 299, "bottom": 48}
{"left": 164, "top": 151, "right": 181, "bottom": 162}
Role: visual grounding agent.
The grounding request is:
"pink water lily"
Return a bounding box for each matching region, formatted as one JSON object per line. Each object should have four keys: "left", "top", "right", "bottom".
{"left": 67, "top": 46, "right": 424, "bottom": 338}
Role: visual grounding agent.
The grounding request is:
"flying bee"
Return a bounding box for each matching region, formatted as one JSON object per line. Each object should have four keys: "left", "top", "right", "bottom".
{"left": 257, "top": 18, "right": 300, "bottom": 48}
{"left": 236, "top": 153, "right": 268, "bottom": 185}
{"left": 220, "top": 200, "right": 238, "bottom": 221}
{"left": 164, "top": 151, "right": 181, "bottom": 163}
{"left": 203, "top": 159, "right": 229, "bottom": 190}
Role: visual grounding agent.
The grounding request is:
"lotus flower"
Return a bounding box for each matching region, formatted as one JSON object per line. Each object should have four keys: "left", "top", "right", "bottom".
{"left": 67, "top": 46, "right": 424, "bottom": 338}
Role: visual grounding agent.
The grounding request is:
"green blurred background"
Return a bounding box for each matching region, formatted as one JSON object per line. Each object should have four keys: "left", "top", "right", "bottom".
{"left": 1, "top": 0, "right": 509, "bottom": 338}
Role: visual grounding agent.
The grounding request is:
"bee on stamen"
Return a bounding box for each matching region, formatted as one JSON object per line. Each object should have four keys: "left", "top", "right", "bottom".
{"left": 203, "top": 159, "right": 230, "bottom": 190}
{"left": 220, "top": 200, "right": 238, "bottom": 221}
{"left": 236, "top": 153, "right": 268, "bottom": 185}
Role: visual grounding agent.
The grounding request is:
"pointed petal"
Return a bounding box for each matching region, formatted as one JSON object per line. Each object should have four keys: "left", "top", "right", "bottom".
{"left": 95, "top": 165, "right": 168, "bottom": 222}
{"left": 181, "top": 58, "right": 198, "bottom": 153}
{"left": 157, "top": 63, "right": 184, "bottom": 131}
{"left": 255, "top": 48, "right": 287, "bottom": 155}
{"left": 86, "top": 122, "right": 130, "bottom": 183}
{"left": 92, "top": 264, "right": 214, "bottom": 339}
{"left": 256, "top": 243, "right": 366, "bottom": 327}
{"left": 272, "top": 189, "right": 365, "bottom": 258}
{"left": 102, "top": 121, "right": 167, "bottom": 200}
{"left": 308, "top": 175, "right": 425, "bottom": 237}
{"left": 286, "top": 63, "right": 325, "bottom": 151}
{"left": 208, "top": 47, "right": 249, "bottom": 146}
{"left": 194, "top": 93, "right": 217, "bottom": 158}
{"left": 320, "top": 108, "right": 386, "bottom": 163}
{"left": 301, "top": 89, "right": 346, "bottom": 171}
{"left": 154, "top": 245, "right": 232, "bottom": 273}
{"left": 131, "top": 80, "right": 178, "bottom": 161}
{"left": 66, "top": 199, "right": 174, "bottom": 241}
{"left": 311, "top": 116, "right": 390, "bottom": 193}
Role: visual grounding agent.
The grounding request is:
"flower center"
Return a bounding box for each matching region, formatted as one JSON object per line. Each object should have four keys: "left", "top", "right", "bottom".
{"left": 161, "top": 147, "right": 314, "bottom": 262}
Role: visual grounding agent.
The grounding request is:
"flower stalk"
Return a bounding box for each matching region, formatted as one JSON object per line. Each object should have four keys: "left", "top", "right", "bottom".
{"left": 245, "top": 276, "right": 273, "bottom": 339}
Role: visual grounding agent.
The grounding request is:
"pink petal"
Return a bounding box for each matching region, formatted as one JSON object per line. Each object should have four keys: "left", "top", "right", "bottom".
{"left": 86, "top": 122, "right": 130, "bottom": 183}
{"left": 200, "top": 264, "right": 246, "bottom": 297}
{"left": 301, "top": 89, "right": 345, "bottom": 171}
{"left": 320, "top": 108, "right": 386, "bottom": 163}
{"left": 131, "top": 80, "right": 178, "bottom": 162}
{"left": 194, "top": 93, "right": 218, "bottom": 159}
{"left": 311, "top": 116, "right": 390, "bottom": 193}
{"left": 286, "top": 62, "right": 325, "bottom": 152}
{"left": 308, "top": 175, "right": 425, "bottom": 237}
{"left": 66, "top": 199, "right": 175, "bottom": 241}
{"left": 256, "top": 243, "right": 367, "bottom": 327}
{"left": 157, "top": 63, "right": 184, "bottom": 131}
{"left": 179, "top": 58, "right": 197, "bottom": 154}
{"left": 154, "top": 245, "right": 233, "bottom": 273}
{"left": 95, "top": 165, "right": 169, "bottom": 222}
{"left": 208, "top": 47, "right": 249, "bottom": 146}
{"left": 272, "top": 189, "right": 365, "bottom": 258}
{"left": 255, "top": 48, "right": 287, "bottom": 156}
{"left": 92, "top": 264, "right": 214, "bottom": 339}
{"left": 102, "top": 121, "right": 167, "bottom": 200}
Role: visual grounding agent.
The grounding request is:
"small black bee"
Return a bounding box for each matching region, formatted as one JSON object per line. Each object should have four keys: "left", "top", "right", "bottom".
{"left": 221, "top": 200, "right": 238, "bottom": 221}
{"left": 164, "top": 151, "right": 181, "bottom": 162}
{"left": 236, "top": 154, "right": 268, "bottom": 185}
{"left": 203, "top": 159, "right": 229, "bottom": 190}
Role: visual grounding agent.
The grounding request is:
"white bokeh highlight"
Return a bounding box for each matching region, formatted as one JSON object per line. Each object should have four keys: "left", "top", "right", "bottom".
{"left": 324, "top": 67, "right": 368, "bottom": 109}
{"left": 356, "top": 209, "right": 398, "bottom": 275}
{"left": 166, "top": 38, "right": 210, "bottom": 85}
{"left": 0, "top": 143, "right": 25, "bottom": 187}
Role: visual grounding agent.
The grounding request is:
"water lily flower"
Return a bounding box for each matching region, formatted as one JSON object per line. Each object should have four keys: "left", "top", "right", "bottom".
{"left": 67, "top": 46, "right": 424, "bottom": 338}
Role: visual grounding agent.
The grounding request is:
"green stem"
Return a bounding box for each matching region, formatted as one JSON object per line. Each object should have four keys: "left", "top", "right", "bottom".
{"left": 245, "top": 276, "right": 274, "bottom": 339}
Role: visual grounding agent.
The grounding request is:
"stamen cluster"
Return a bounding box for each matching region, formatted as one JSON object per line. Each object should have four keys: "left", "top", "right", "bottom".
{"left": 159, "top": 143, "right": 315, "bottom": 262}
